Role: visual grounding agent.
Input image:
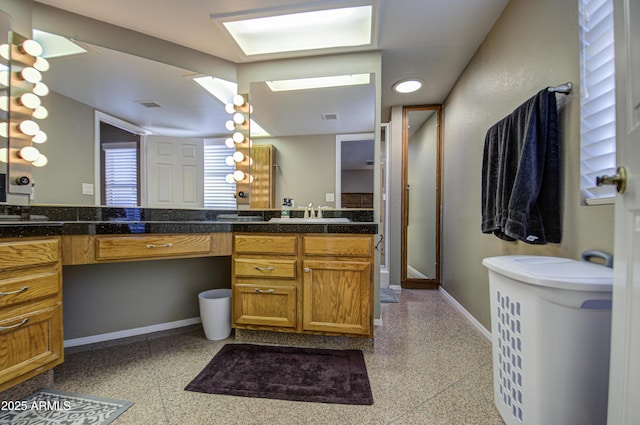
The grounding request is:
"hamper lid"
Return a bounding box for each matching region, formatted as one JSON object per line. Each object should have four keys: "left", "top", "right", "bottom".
{"left": 482, "top": 255, "right": 613, "bottom": 292}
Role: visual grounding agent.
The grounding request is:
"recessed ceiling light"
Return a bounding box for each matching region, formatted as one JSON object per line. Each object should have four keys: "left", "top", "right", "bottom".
{"left": 266, "top": 73, "right": 370, "bottom": 92}
{"left": 217, "top": 5, "right": 373, "bottom": 56}
{"left": 393, "top": 79, "right": 423, "bottom": 94}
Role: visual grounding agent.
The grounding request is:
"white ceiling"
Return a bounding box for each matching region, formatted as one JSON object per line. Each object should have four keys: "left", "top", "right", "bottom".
{"left": 33, "top": 0, "right": 509, "bottom": 110}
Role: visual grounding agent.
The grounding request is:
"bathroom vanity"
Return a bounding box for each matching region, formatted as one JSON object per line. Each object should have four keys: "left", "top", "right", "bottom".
{"left": 0, "top": 205, "right": 376, "bottom": 392}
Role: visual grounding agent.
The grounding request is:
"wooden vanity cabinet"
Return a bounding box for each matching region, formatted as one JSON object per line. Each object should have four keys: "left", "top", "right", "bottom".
{"left": 232, "top": 235, "right": 298, "bottom": 331}
{"left": 232, "top": 233, "right": 374, "bottom": 337}
{"left": 0, "top": 237, "right": 63, "bottom": 392}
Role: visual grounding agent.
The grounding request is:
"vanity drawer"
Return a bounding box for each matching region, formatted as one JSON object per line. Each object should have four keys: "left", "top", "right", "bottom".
{"left": 95, "top": 234, "right": 212, "bottom": 261}
{"left": 234, "top": 258, "right": 297, "bottom": 279}
{"left": 303, "top": 235, "right": 372, "bottom": 257}
{"left": 0, "top": 270, "right": 60, "bottom": 308}
{"left": 233, "top": 283, "right": 297, "bottom": 329}
{"left": 0, "top": 239, "right": 60, "bottom": 271}
{"left": 234, "top": 235, "right": 297, "bottom": 255}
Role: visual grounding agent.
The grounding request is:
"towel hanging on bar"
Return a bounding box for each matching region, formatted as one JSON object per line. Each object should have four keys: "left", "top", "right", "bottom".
{"left": 481, "top": 88, "right": 561, "bottom": 244}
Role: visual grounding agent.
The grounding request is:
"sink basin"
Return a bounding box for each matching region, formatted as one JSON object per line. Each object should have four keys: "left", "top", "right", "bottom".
{"left": 269, "top": 217, "right": 351, "bottom": 224}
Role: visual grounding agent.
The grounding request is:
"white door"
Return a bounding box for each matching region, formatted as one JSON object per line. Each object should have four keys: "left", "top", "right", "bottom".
{"left": 608, "top": 0, "right": 640, "bottom": 423}
{"left": 146, "top": 136, "right": 204, "bottom": 208}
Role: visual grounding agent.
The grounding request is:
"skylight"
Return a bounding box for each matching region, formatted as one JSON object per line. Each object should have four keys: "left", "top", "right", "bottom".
{"left": 266, "top": 73, "right": 371, "bottom": 92}
{"left": 32, "top": 29, "right": 87, "bottom": 59}
{"left": 219, "top": 5, "right": 373, "bottom": 56}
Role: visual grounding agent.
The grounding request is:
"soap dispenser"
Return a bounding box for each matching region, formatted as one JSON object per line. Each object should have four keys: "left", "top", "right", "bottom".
{"left": 281, "top": 198, "right": 291, "bottom": 219}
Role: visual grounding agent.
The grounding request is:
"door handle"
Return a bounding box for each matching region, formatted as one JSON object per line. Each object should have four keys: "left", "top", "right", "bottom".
{"left": 596, "top": 166, "right": 627, "bottom": 194}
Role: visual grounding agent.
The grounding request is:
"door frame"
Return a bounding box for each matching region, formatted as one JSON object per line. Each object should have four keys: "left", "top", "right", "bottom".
{"left": 401, "top": 104, "right": 442, "bottom": 289}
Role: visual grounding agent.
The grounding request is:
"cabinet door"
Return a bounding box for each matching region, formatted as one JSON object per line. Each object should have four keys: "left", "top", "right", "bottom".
{"left": 0, "top": 305, "right": 63, "bottom": 391}
{"left": 233, "top": 283, "right": 297, "bottom": 329}
{"left": 302, "top": 260, "right": 371, "bottom": 336}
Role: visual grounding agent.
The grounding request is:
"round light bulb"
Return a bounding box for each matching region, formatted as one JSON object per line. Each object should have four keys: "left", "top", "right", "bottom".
{"left": 0, "top": 122, "right": 7, "bottom": 138}
{"left": 32, "top": 130, "right": 47, "bottom": 144}
{"left": 33, "top": 82, "right": 49, "bottom": 96}
{"left": 0, "top": 44, "right": 10, "bottom": 60}
{"left": 233, "top": 170, "right": 245, "bottom": 181}
{"left": 225, "top": 120, "right": 235, "bottom": 131}
{"left": 224, "top": 137, "right": 235, "bottom": 148}
{"left": 19, "top": 146, "right": 40, "bottom": 162}
{"left": 225, "top": 174, "right": 235, "bottom": 184}
{"left": 33, "top": 154, "right": 48, "bottom": 167}
{"left": 248, "top": 174, "right": 254, "bottom": 183}
{"left": 225, "top": 103, "right": 236, "bottom": 114}
{"left": 233, "top": 112, "right": 245, "bottom": 125}
{"left": 232, "top": 132, "right": 244, "bottom": 143}
{"left": 21, "top": 39, "right": 43, "bottom": 57}
{"left": 0, "top": 147, "right": 8, "bottom": 163}
{"left": 0, "top": 70, "right": 9, "bottom": 86}
{"left": 0, "top": 95, "right": 8, "bottom": 112}
{"left": 19, "top": 120, "right": 40, "bottom": 136}
{"left": 19, "top": 92, "right": 41, "bottom": 109}
{"left": 20, "top": 67, "right": 42, "bottom": 84}
{"left": 232, "top": 151, "right": 245, "bottom": 162}
{"left": 33, "top": 57, "right": 50, "bottom": 72}
{"left": 225, "top": 156, "right": 235, "bottom": 166}
{"left": 233, "top": 94, "right": 245, "bottom": 106}
{"left": 33, "top": 106, "right": 48, "bottom": 120}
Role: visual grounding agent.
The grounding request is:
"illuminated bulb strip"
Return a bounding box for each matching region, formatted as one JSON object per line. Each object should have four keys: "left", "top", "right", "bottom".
{"left": 225, "top": 120, "right": 235, "bottom": 131}
{"left": 19, "top": 120, "right": 40, "bottom": 136}
{"left": 33, "top": 82, "right": 49, "bottom": 96}
{"left": 232, "top": 132, "right": 244, "bottom": 143}
{"left": 225, "top": 103, "right": 236, "bottom": 114}
{"left": 224, "top": 138, "right": 235, "bottom": 148}
{"left": 233, "top": 94, "right": 245, "bottom": 106}
{"left": 33, "top": 57, "right": 50, "bottom": 72}
{"left": 225, "top": 156, "right": 235, "bottom": 166}
{"left": 232, "top": 151, "right": 245, "bottom": 162}
{"left": 33, "top": 106, "right": 48, "bottom": 120}
{"left": 33, "top": 154, "right": 48, "bottom": 167}
{"left": 32, "top": 130, "right": 47, "bottom": 144}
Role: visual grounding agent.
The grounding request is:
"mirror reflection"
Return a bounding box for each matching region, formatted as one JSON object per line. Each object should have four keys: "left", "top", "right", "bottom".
{"left": 402, "top": 105, "right": 442, "bottom": 288}
{"left": 26, "top": 31, "right": 376, "bottom": 210}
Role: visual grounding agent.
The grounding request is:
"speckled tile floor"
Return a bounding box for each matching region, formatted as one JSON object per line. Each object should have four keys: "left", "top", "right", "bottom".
{"left": 50, "top": 289, "right": 504, "bottom": 424}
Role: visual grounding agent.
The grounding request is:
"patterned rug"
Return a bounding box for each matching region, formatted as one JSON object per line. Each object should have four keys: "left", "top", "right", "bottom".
{"left": 0, "top": 389, "right": 133, "bottom": 425}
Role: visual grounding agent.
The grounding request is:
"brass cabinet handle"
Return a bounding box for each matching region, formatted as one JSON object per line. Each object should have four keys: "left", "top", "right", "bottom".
{"left": 253, "top": 266, "right": 275, "bottom": 271}
{"left": 255, "top": 288, "right": 275, "bottom": 294}
{"left": 0, "top": 318, "right": 29, "bottom": 332}
{"left": 0, "top": 286, "right": 29, "bottom": 296}
{"left": 146, "top": 243, "right": 173, "bottom": 248}
{"left": 596, "top": 166, "right": 627, "bottom": 194}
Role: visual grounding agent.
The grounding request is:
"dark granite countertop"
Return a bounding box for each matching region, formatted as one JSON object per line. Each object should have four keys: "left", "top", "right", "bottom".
{"left": 0, "top": 206, "right": 377, "bottom": 237}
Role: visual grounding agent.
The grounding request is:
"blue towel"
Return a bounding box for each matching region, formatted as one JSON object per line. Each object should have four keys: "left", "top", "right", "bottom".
{"left": 481, "top": 89, "right": 561, "bottom": 244}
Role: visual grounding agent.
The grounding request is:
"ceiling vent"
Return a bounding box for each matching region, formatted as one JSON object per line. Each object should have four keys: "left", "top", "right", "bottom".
{"left": 137, "top": 100, "right": 162, "bottom": 108}
{"left": 322, "top": 113, "right": 339, "bottom": 121}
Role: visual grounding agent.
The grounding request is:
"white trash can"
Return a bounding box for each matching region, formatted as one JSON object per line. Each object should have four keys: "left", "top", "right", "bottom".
{"left": 198, "top": 289, "right": 232, "bottom": 340}
{"left": 483, "top": 255, "right": 613, "bottom": 425}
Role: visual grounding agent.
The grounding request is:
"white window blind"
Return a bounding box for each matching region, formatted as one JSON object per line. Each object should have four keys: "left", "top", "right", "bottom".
{"left": 204, "top": 139, "right": 237, "bottom": 209}
{"left": 103, "top": 143, "right": 138, "bottom": 206}
{"left": 579, "top": 0, "right": 616, "bottom": 205}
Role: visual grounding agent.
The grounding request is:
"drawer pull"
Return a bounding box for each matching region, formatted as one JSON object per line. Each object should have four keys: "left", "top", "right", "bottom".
{"left": 0, "top": 286, "right": 29, "bottom": 296}
{"left": 0, "top": 318, "right": 29, "bottom": 332}
{"left": 304, "top": 267, "right": 310, "bottom": 273}
{"left": 146, "top": 243, "right": 173, "bottom": 249}
{"left": 253, "top": 266, "right": 275, "bottom": 272}
{"left": 255, "top": 288, "right": 275, "bottom": 294}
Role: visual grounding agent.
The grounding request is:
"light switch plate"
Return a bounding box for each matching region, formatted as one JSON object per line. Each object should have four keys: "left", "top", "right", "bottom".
{"left": 325, "top": 192, "right": 335, "bottom": 202}
{"left": 82, "top": 183, "right": 94, "bottom": 195}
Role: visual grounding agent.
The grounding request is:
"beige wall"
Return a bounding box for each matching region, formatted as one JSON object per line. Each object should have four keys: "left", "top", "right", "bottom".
{"left": 441, "top": 0, "right": 615, "bottom": 329}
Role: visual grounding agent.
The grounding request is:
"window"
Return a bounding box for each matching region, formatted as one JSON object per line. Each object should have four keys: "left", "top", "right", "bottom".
{"left": 204, "top": 139, "right": 237, "bottom": 209}
{"left": 102, "top": 142, "right": 139, "bottom": 206}
{"left": 579, "top": 0, "right": 617, "bottom": 205}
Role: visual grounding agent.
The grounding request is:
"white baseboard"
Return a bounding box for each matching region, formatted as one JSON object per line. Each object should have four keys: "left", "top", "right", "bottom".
{"left": 64, "top": 317, "right": 202, "bottom": 348}
{"left": 389, "top": 284, "right": 402, "bottom": 291}
{"left": 380, "top": 268, "right": 390, "bottom": 287}
{"left": 439, "top": 287, "right": 492, "bottom": 341}
{"left": 374, "top": 317, "right": 383, "bottom": 326}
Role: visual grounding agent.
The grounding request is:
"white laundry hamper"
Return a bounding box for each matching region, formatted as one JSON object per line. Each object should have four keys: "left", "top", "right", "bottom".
{"left": 482, "top": 255, "right": 613, "bottom": 425}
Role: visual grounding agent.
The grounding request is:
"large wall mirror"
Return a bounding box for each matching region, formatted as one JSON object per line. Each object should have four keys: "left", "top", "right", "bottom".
{"left": 401, "top": 105, "right": 442, "bottom": 289}
{"left": 26, "top": 29, "right": 377, "bottom": 211}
